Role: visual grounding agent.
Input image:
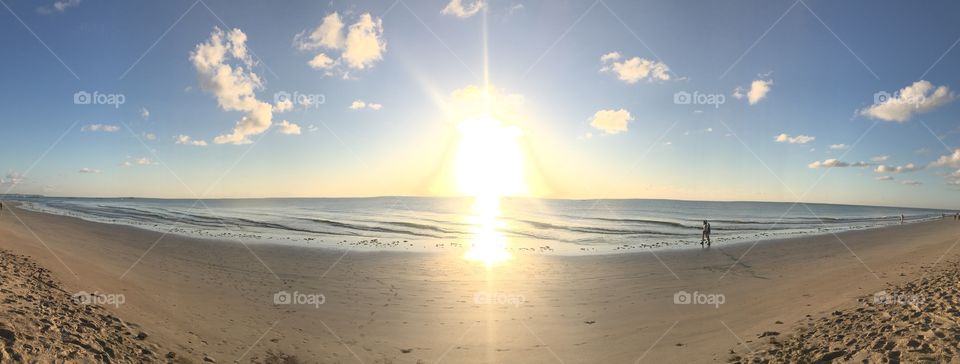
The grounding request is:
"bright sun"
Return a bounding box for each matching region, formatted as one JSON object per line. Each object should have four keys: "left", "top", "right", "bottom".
{"left": 455, "top": 115, "right": 528, "bottom": 266}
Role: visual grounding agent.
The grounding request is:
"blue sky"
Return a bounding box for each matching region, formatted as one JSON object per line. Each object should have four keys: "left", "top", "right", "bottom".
{"left": 2, "top": 0, "right": 960, "bottom": 209}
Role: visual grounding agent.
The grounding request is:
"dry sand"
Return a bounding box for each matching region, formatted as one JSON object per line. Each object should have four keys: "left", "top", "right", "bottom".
{"left": 1, "top": 203, "right": 959, "bottom": 363}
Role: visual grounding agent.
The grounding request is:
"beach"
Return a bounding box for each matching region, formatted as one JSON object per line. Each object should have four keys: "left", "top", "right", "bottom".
{"left": 1, "top": 203, "right": 959, "bottom": 363}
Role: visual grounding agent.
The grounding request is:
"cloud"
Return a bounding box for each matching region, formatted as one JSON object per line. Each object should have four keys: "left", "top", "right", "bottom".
{"left": 120, "top": 157, "right": 155, "bottom": 167}
{"left": 829, "top": 144, "right": 849, "bottom": 150}
{"left": 442, "top": 0, "right": 484, "bottom": 18}
{"left": 78, "top": 168, "right": 101, "bottom": 174}
{"left": 860, "top": 80, "right": 955, "bottom": 122}
{"left": 876, "top": 175, "right": 894, "bottom": 181}
{"left": 295, "top": 13, "right": 386, "bottom": 76}
{"left": 277, "top": 121, "right": 301, "bottom": 135}
{"left": 143, "top": 132, "right": 157, "bottom": 141}
{"left": 140, "top": 107, "right": 150, "bottom": 120}
{"left": 191, "top": 27, "right": 278, "bottom": 145}
{"left": 37, "top": 0, "right": 80, "bottom": 14}
{"left": 871, "top": 155, "right": 889, "bottom": 162}
{"left": 875, "top": 163, "right": 921, "bottom": 173}
{"left": 600, "top": 53, "right": 671, "bottom": 83}
{"left": 349, "top": 100, "right": 382, "bottom": 110}
{"left": 929, "top": 148, "right": 960, "bottom": 168}
{"left": 589, "top": 109, "right": 633, "bottom": 134}
{"left": 1, "top": 171, "right": 25, "bottom": 187}
{"left": 807, "top": 159, "right": 871, "bottom": 169}
{"left": 900, "top": 180, "right": 922, "bottom": 186}
{"left": 274, "top": 99, "right": 294, "bottom": 113}
{"left": 734, "top": 79, "right": 773, "bottom": 105}
{"left": 175, "top": 135, "right": 208, "bottom": 146}
{"left": 507, "top": 3, "right": 524, "bottom": 15}
{"left": 81, "top": 124, "right": 120, "bottom": 132}
{"left": 775, "top": 133, "right": 815, "bottom": 144}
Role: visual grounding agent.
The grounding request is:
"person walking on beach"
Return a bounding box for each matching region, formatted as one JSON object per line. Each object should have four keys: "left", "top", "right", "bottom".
{"left": 701, "top": 220, "right": 712, "bottom": 247}
{"left": 900, "top": 214, "right": 904, "bottom": 224}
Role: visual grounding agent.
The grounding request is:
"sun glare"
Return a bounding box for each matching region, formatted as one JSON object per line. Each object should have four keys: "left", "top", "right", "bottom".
{"left": 456, "top": 115, "right": 527, "bottom": 266}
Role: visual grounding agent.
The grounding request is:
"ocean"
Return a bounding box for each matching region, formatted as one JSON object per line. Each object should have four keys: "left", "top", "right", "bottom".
{"left": 14, "top": 196, "right": 949, "bottom": 254}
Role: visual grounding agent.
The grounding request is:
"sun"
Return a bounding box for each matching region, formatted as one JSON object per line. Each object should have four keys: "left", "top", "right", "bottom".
{"left": 454, "top": 113, "right": 529, "bottom": 266}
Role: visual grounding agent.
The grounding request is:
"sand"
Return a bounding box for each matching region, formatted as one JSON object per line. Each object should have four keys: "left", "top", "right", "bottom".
{"left": 1, "top": 203, "right": 959, "bottom": 363}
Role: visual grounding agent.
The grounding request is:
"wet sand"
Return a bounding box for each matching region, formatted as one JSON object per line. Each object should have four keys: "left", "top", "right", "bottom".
{"left": 1, "top": 204, "right": 958, "bottom": 363}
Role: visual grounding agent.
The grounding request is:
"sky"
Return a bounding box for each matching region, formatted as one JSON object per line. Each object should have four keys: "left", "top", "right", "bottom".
{"left": 2, "top": 0, "right": 960, "bottom": 209}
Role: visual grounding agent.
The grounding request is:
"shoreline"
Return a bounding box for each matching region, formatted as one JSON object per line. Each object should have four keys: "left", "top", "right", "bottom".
{"left": 1, "top": 204, "right": 959, "bottom": 362}
{"left": 11, "top": 200, "right": 946, "bottom": 257}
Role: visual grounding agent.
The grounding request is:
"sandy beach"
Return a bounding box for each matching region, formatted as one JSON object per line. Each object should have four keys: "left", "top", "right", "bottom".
{"left": 1, "top": 204, "right": 959, "bottom": 363}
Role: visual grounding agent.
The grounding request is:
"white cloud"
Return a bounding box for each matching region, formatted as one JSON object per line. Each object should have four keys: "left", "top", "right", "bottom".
{"left": 140, "top": 107, "right": 150, "bottom": 120}
{"left": 349, "top": 100, "right": 382, "bottom": 111}
{"left": 734, "top": 79, "right": 773, "bottom": 105}
{"left": 81, "top": 124, "right": 120, "bottom": 132}
{"left": 294, "top": 13, "right": 344, "bottom": 50}
{"left": 191, "top": 27, "right": 278, "bottom": 145}
{"left": 871, "top": 155, "right": 889, "bottom": 162}
{"left": 143, "top": 132, "right": 157, "bottom": 141}
{"left": 37, "top": 0, "right": 80, "bottom": 14}
{"left": 295, "top": 13, "right": 386, "bottom": 76}
{"left": 807, "top": 159, "right": 871, "bottom": 169}
{"left": 600, "top": 52, "right": 621, "bottom": 63}
{"left": 507, "top": 3, "right": 524, "bottom": 15}
{"left": 929, "top": 148, "right": 960, "bottom": 168}
{"left": 860, "top": 80, "right": 955, "bottom": 122}
{"left": 78, "top": 168, "right": 101, "bottom": 174}
{"left": 876, "top": 175, "right": 894, "bottom": 181}
{"left": 829, "top": 144, "right": 849, "bottom": 150}
{"left": 589, "top": 109, "right": 633, "bottom": 134}
{"left": 277, "top": 121, "right": 302, "bottom": 135}
{"left": 774, "top": 133, "right": 815, "bottom": 144}
{"left": 875, "top": 163, "right": 921, "bottom": 173}
{"left": 442, "top": 0, "right": 484, "bottom": 18}
{"left": 274, "top": 99, "right": 294, "bottom": 113}
{"left": 0, "top": 171, "right": 25, "bottom": 187}
{"left": 900, "top": 180, "right": 922, "bottom": 186}
{"left": 120, "top": 157, "right": 155, "bottom": 167}
{"left": 601, "top": 53, "right": 671, "bottom": 83}
{"left": 308, "top": 53, "right": 336, "bottom": 70}
{"left": 175, "top": 135, "right": 208, "bottom": 146}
